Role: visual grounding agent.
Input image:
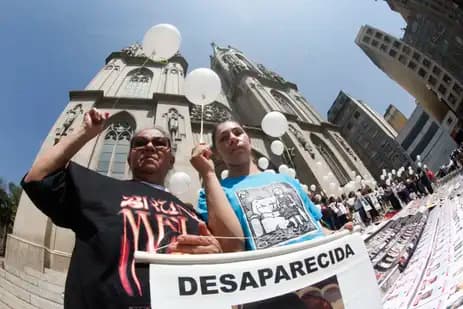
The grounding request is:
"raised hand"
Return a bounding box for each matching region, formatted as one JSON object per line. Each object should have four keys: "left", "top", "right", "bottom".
{"left": 170, "top": 222, "right": 223, "bottom": 254}
{"left": 190, "top": 143, "right": 215, "bottom": 178}
{"left": 82, "top": 108, "right": 110, "bottom": 139}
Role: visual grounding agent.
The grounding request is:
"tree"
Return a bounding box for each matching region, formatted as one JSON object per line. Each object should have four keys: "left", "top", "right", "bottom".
{"left": 0, "top": 178, "right": 22, "bottom": 256}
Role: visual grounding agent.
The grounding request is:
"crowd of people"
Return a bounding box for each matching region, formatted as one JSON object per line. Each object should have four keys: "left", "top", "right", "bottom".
{"left": 437, "top": 143, "right": 463, "bottom": 178}
{"left": 307, "top": 165, "right": 437, "bottom": 230}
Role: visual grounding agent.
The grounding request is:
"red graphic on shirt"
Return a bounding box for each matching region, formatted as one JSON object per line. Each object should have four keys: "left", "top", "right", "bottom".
{"left": 118, "top": 195, "right": 201, "bottom": 296}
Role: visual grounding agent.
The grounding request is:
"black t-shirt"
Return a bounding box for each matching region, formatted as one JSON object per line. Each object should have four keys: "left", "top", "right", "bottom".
{"left": 21, "top": 162, "right": 203, "bottom": 309}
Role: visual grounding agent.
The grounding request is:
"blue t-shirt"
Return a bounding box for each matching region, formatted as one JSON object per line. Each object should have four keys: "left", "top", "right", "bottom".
{"left": 197, "top": 172, "right": 324, "bottom": 250}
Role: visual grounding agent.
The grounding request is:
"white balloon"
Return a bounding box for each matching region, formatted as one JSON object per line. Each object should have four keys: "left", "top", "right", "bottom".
{"left": 278, "top": 164, "right": 289, "bottom": 174}
{"left": 380, "top": 175, "right": 385, "bottom": 180}
{"left": 391, "top": 169, "right": 396, "bottom": 175}
{"left": 142, "top": 24, "right": 181, "bottom": 61}
{"left": 169, "top": 172, "right": 191, "bottom": 195}
{"left": 417, "top": 162, "right": 422, "bottom": 168}
{"left": 220, "top": 170, "right": 229, "bottom": 180}
{"left": 423, "top": 164, "right": 428, "bottom": 169}
{"left": 310, "top": 184, "right": 316, "bottom": 191}
{"left": 261, "top": 111, "right": 288, "bottom": 138}
{"left": 302, "top": 184, "right": 309, "bottom": 192}
{"left": 287, "top": 168, "right": 296, "bottom": 178}
{"left": 184, "top": 68, "right": 221, "bottom": 106}
{"left": 257, "top": 157, "right": 269, "bottom": 170}
{"left": 270, "top": 140, "right": 285, "bottom": 156}
{"left": 416, "top": 155, "right": 421, "bottom": 161}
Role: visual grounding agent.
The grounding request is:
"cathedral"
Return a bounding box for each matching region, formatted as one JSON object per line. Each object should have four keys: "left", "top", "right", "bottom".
{"left": 5, "top": 43, "right": 372, "bottom": 278}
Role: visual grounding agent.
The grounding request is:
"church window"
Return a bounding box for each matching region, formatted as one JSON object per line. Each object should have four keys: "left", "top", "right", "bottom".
{"left": 270, "top": 90, "right": 298, "bottom": 115}
{"left": 97, "top": 122, "right": 134, "bottom": 179}
{"left": 310, "top": 134, "right": 350, "bottom": 185}
{"left": 104, "top": 64, "right": 120, "bottom": 71}
{"left": 119, "top": 68, "right": 153, "bottom": 98}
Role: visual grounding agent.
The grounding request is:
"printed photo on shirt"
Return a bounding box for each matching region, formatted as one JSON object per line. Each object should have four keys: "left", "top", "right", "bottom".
{"left": 235, "top": 182, "right": 318, "bottom": 249}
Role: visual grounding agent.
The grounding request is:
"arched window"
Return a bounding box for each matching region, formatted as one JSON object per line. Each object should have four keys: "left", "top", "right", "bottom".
{"left": 119, "top": 68, "right": 153, "bottom": 98}
{"left": 97, "top": 121, "right": 134, "bottom": 179}
{"left": 310, "top": 134, "right": 350, "bottom": 185}
{"left": 270, "top": 90, "right": 298, "bottom": 115}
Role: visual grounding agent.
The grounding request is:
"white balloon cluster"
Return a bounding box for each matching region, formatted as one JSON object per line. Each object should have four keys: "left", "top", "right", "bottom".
{"left": 143, "top": 24, "right": 223, "bottom": 194}
{"left": 260, "top": 111, "right": 295, "bottom": 177}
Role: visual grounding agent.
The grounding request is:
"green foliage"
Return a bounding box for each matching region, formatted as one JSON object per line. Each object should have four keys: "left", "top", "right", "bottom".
{"left": 0, "top": 178, "right": 21, "bottom": 232}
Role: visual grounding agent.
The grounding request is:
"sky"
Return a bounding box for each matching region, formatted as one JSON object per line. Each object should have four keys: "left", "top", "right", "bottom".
{"left": 0, "top": 0, "right": 413, "bottom": 184}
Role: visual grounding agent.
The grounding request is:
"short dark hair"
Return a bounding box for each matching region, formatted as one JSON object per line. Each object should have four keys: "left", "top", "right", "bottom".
{"left": 211, "top": 120, "right": 242, "bottom": 149}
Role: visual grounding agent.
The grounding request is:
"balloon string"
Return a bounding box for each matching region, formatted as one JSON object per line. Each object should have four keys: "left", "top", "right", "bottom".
{"left": 154, "top": 236, "right": 251, "bottom": 253}
{"left": 282, "top": 137, "right": 295, "bottom": 168}
{"left": 200, "top": 104, "right": 204, "bottom": 143}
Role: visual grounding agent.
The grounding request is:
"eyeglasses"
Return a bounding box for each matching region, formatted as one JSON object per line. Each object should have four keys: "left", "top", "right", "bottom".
{"left": 130, "top": 136, "right": 171, "bottom": 150}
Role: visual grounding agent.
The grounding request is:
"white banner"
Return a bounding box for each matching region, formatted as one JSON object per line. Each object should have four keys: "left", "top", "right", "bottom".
{"left": 137, "top": 233, "right": 382, "bottom": 309}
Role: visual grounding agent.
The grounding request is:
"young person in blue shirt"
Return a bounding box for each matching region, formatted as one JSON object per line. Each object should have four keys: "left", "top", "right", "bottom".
{"left": 190, "top": 120, "right": 351, "bottom": 251}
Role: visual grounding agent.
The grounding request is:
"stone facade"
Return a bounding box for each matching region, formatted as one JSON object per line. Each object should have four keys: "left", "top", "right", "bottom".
{"left": 386, "top": 0, "right": 463, "bottom": 83}
{"left": 397, "top": 103, "right": 457, "bottom": 171}
{"left": 328, "top": 91, "right": 412, "bottom": 179}
{"left": 4, "top": 43, "right": 373, "bottom": 301}
{"left": 384, "top": 104, "right": 407, "bottom": 133}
